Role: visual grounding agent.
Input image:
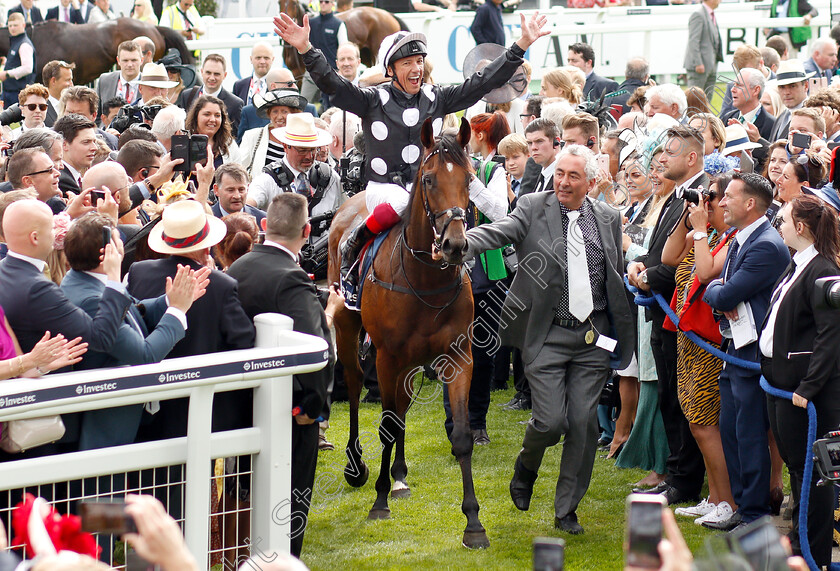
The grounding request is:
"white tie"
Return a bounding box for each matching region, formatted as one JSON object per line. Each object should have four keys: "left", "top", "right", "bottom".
{"left": 567, "top": 210, "right": 593, "bottom": 322}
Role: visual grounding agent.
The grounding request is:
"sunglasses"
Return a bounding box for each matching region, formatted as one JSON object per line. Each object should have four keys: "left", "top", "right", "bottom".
{"left": 24, "top": 103, "right": 48, "bottom": 112}
{"left": 25, "top": 166, "right": 57, "bottom": 177}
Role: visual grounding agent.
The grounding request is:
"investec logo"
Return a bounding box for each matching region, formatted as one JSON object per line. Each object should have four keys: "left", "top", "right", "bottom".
{"left": 243, "top": 359, "right": 287, "bottom": 372}
{"left": 0, "top": 394, "right": 36, "bottom": 408}
{"left": 75, "top": 382, "right": 118, "bottom": 395}
{"left": 158, "top": 370, "right": 201, "bottom": 384}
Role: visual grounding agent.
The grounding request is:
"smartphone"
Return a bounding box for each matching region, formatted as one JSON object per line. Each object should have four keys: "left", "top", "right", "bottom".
{"left": 90, "top": 189, "right": 106, "bottom": 204}
{"left": 597, "top": 153, "right": 610, "bottom": 173}
{"left": 730, "top": 516, "right": 789, "bottom": 571}
{"left": 79, "top": 501, "right": 137, "bottom": 535}
{"left": 102, "top": 226, "right": 112, "bottom": 251}
{"left": 188, "top": 134, "right": 209, "bottom": 170}
{"left": 791, "top": 132, "right": 812, "bottom": 149}
{"left": 533, "top": 537, "right": 565, "bottom": 571}
{"left": 170, "top": 134, "right": 190, "bottom": 173}
{"left": 625, "top": 494, "right": 665, "bottom": 569}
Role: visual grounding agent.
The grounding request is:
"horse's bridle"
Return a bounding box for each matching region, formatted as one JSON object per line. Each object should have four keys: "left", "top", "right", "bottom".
{"left": 419, "top": 147, "right": 468, "bottom": 252}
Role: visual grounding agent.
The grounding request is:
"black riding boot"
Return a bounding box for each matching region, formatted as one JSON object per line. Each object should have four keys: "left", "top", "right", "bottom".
{"left": 339, "top": 221, "right": 376, "bottom": 307}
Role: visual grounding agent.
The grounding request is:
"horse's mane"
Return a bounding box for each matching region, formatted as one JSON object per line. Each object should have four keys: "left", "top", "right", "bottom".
{"left": 401, "top": 130, "right": 472, "bottom": 229}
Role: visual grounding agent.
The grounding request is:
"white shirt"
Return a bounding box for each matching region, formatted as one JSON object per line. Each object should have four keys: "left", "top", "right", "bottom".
{"left": 539, "top": 158, "right": 557, "bottom": 192}
{"left": 84, "top": 270, "right": 188, "bottom": 329}
{"left": 759, "top": 244, "right": 818, "bottom": 357}
{"left": 739, "top": 103, "right": 761, "bottom": 124}
{"left": 63, "top": 161, "right": 82, "bottom": 187}
{"left": 263, "top": 239, "right": 298, "bottom": 263}
{"left": 5, "top": 40, "right": 34, "bottom": 80}
{"left": 7, "top": 250, "right": 46, "bottom": 273}
{"left": 676, "top": 170, "right": 705, "bottom": 195}
{"left": 48, "top": 95, "right": 60, "bottom": 113}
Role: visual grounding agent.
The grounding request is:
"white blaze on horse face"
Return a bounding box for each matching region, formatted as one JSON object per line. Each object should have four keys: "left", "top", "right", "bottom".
{"left": 446, "top": 163, "right": 454, "bottom": 172}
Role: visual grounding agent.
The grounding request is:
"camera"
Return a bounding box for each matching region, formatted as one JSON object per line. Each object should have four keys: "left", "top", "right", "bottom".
{"left": 299, "top": 210, "right": 335, "bottom": 280}
{"left": 110, "top": 105, "right": 163, "bottom": 134}
{"left": 813, "top": 430, "right": 840, "bottom": 483}
{"left": 340, "top": 148, "right": 366, "bottom": 197}
{"left": 676, "top": 186, "right": 717, "bottom": 206}
{"left": 814, "top": 276, "right": 840, "bottom": 309}
{"left": 170, "top": 133, "right": 209, "bottom": 173}
{"left": 79, "top": 500, "right": 137, "bottom": 535}
{"left": 533, "top": 537, "right": 564, "bottom": 570}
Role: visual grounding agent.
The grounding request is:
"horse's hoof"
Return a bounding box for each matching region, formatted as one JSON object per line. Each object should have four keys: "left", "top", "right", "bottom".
{"left": 344, "top": 461, "right": 369, "bottom": 488}
{"left": 367, "top": 508, "right": 391, "bottom": 520}
{"left": 390, "top": 481, "right": 411, "bottom": 499}
{"left": 462, "top": 530, "right": 490, "bottom": 549}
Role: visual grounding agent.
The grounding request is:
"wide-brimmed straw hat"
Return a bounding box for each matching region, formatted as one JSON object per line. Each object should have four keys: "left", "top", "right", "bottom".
{"left": 147, "top": 200, "right": 227, "bottom": 254}
{"left": 272, "top": 112, "right": 332, "bottom": 148}
{"left": 137, "top": 63, "right": 179, "bottom": 89}
{"left": 254, "top": 89, "right": 308, "bottom": 119}
{"left": 723, "top": 123, "right": 762, "bottom": 155}
{"left": 774, "top": 59, "right": 816, "bottom": 86}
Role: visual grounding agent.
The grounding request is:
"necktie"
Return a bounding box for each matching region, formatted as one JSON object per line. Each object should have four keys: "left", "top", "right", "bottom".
{"left": 566, "top": 210, "right": 593, "bottom": 322}
{"left": 25, "top": 10, "right": 31, "bottom": 23}
{"left": 738, "top": 115, "right": 746, "bottom": 124}
{"left": 769, "top": 260, "right": 797, "bottom": 307}
{"left": 725, "top": 239, "right": 740, "bottom": 281}
{"left": 710, "top": 10, "right": 716, "bottom": 25}
{"left": 296, "top": 172, "right": 310, "bottom": 196}
{"left": 511, "top": 179, "right": 520, "bottom": 197}
{"left": 64, "top": 6, "right": 69, "bottom": 21}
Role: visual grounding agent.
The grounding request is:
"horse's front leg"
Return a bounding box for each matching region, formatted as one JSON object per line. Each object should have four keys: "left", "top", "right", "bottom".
{"left": 367, "top": 349, "right": 400, "bottom": 519}
{"left": 389, "top": 367, "right": 415, "bottom": 500}
{"left": 444, "top": 347, "right": 489, "bottom": 549}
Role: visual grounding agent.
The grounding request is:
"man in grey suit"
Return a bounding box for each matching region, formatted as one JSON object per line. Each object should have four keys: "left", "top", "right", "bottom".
{"left": 684, "top": 0, "right": 723, "bottom": 96}
{"left": 462, "top": 145, "right": 635, "bottom": 534}
{"left": 768, "top": 59, "right": 813, "bottom": 142}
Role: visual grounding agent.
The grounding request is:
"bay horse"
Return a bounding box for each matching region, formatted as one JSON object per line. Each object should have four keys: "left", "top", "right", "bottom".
{"left": 0, "top": 18, "right": 194, "bottom": 85}
{"left": 279, "top": 0, "right": 407, "bottom": 83}
{"left": 327, "top": 117, "right": 489, "bottom": 549}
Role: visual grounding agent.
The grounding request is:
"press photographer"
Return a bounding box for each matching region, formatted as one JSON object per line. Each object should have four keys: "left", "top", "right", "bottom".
{"left": 109, "top": 103, "right": 163, "bottom": 134}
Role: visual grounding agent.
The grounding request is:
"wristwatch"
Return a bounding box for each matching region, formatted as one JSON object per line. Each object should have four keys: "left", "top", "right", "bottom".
{"left": 640, "top": 270, "right": 649, "bottom": 285}
{"left": 693, "top": 231, "right": 708, "bottom": 241}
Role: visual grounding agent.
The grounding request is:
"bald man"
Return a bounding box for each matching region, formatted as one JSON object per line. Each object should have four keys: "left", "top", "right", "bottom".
{"left": 233, "top": 42, "right": 276, "bottom": 104}
{"left": 82, "top": 161, "right": 133, "bottom": 220}
{"left": 236, "top": 67, "right": 317, "bottom": 143}
{"left": 0, "top": 200, "right": 131, "bottom": 447}
{"left": 133, "top": 36, "right": 156, "bottom": 66}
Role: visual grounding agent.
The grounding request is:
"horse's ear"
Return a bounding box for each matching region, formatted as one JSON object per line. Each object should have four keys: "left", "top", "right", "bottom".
{"left": 421, "top": 117, "right": 434, "bottom": 149}
{"left": 457, "top": 117, "right": 471, "bottom": 149}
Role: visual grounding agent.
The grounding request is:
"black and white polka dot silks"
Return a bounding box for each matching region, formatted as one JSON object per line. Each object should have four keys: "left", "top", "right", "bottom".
{"left": 303, "top": 43, "right": 527, "bottom": 188}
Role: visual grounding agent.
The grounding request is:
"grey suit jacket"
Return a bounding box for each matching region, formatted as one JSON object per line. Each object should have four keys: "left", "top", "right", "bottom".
{"left": 683, "top": 5, "right": 722, "bottom": 72}
{"left": 465, "top": 192, "right": 635, "bottom": 367}
{"left": 769, "top": 108, "right": 792, "bottom": 142}
{"left": 96, "top": 71, "right": 127, "bottom": 115}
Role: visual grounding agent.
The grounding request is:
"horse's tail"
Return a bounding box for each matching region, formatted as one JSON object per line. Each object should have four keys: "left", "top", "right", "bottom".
{"left": 393, "top": 14, "right": 410, "bottom": 31}
{"left": 156, "top": 25, "right": 195, "bottom": 66}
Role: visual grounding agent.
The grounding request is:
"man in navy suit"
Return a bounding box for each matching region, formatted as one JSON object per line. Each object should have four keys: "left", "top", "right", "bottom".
{"left": 232, "top": 42, "right": 275, "bottom": 105}
{"left": 0, "top": 199, "right": 132, "bottom": 446}
{"left": 236, "top": 67, "right": 316, "bottom": 144}
{"left": 61, "top": 213, "right": 206, "bottom": 449}
{"left": 803, "top": 37, "right": 838, "bottom": 83}
{"left": 704, "top": 173, "right": 790, "bottom": 531}
{"left": 45, "top": 0, "right": 85, "bottom": 23}
{"left": 176, "top": 54, "right": 244, "bottom": 134}
{"left": 7, "top": 0, "right": 43, "bottom": 23}
{"left": 721, "top": 68, "right": 774, "bottom": 141}
{"left": 210, "top": 163, "right": 266, "bottom": 228}
{"left": 567, "top": 42, "right": 618, "bottom": 101}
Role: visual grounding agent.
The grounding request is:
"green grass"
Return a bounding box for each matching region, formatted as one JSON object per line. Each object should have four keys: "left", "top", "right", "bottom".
{"left": 301, "top": 383, "right": 716, "bottom": 571}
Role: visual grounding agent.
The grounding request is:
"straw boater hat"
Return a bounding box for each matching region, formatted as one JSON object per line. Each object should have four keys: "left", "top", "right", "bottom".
{"left": 272, "top": 112, "right": 332, "bottom": 147}
{"left": 723, "top": 123, "right": 762, "bottom": 155}
{"left": 773, "top": 59, "right": 816, "bottom": 86}
{"left": 147, "top": 200, "right": 227, "bottom": 255}
{"left": 254, "top": 89, "right": 308, "bottom": 119}
{"left": 137, "top": 63, "right": 179, "bottom": 89}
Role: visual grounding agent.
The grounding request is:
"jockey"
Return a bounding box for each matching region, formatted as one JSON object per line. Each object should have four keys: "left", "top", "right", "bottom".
{"left": 274, "top": 12, "right": 549, "bottom": 304}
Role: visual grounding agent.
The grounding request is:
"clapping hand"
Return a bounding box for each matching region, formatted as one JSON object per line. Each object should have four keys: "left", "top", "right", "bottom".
{"left": 28, "top": 332, "right": 88, "bottom": 374}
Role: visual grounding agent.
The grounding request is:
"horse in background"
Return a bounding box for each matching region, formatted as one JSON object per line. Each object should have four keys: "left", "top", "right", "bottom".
{"left": 0, "top": 18, "right": 194, "bottom": 85}
{"left": 327, "top": 117, "right": 490, "bottom": 549}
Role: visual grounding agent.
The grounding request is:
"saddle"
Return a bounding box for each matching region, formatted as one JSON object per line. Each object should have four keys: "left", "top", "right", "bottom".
{"left": 341, "top": 230, "right": 390, "bottom": 311}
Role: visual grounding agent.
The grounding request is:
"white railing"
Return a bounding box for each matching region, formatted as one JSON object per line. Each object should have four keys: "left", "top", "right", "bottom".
{"left": 0, "top": 313, "right": 329, "bottom": 564}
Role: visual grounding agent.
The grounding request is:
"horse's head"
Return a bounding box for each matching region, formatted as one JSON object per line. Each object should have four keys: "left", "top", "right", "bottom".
{"left": 416, "top": 116, "right": 472, "bottom": 265}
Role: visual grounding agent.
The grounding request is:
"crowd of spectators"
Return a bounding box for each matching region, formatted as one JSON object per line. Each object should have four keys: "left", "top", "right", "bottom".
{"left": 0, "top": 0, "right": 837, "bottom": 569}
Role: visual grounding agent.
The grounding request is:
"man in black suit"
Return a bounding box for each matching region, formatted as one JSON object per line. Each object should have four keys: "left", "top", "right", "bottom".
{"left": 53, "top": 114, "right": 99, "bottom": 196}
{"left": 567, "top": 42, "right": 618, "bottom": 102}
{"left": 126, "top": 199, "right": 255, "bottom": 439}
{"left": 177, "top": 54, "right": 244, "bottom": 134}
{"left": 210, "top": 163, "right": 266, "bottom": 228}
{"left": 60, "top": 86, "right": 120, "bottom": 150}
{"left": 628, "top": 126, "right": 706, "bottom": 506}
{"left": 522, "top": 118, "right": 560, "bottom": 195}
{"left": 232, "top": 42, "right": 275, "bottom": 105}
{"left": 0, "top": 199, "right": 132, "bottom": 446}
{"left": 227, "top": 193, "right": 340, "bottom": 557}
{"left": 7, "top": 0, "right": 43, "bottom": 23}
{"left": 721, "top": 68, "right": 774, "bottom": 141}
{"left": 45, "top": 0, "right": 85, "bottom": 23}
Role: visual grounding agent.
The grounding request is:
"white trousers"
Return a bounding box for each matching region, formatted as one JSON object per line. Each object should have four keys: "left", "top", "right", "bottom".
{"left": 364, "top": 181, "right": 412, "bottom": 216}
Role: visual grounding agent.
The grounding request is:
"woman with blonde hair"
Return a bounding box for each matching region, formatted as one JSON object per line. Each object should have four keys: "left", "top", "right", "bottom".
{"left": 539, "top": 68, "right": 583, "bottom": 105}
{"left": 761, "top": 84, "right": 784, "bottom": 118}
{"left": 131, "top": 0, "right": 158, "bottom": 24}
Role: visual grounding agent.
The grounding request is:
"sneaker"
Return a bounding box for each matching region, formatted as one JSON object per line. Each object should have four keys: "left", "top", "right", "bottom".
{"left": 675, "top": 498, "right": 715, "bottom": 518}
{"left": 695, "top": 501, "right": 734, "bottom": 526}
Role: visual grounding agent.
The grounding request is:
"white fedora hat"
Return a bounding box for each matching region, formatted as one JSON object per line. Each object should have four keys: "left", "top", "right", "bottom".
{"left": 137, "top": 62, "right": 179, "bottom": 89}
{"left": 272, "top": 112, "right": 331, "bottom": 148}
{"left": 148, "top": 199, "right": 227, "bottom": 255}
{"left": 774, "top": 59, "right": 816, "bottom": 86}
{"left": 723, "top": 123, "right": 762, "bottom": 155}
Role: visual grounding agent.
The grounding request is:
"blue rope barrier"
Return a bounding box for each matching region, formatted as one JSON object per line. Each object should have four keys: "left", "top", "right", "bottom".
{"left": 624, "top": 276, "right": 837, "bottom": 570}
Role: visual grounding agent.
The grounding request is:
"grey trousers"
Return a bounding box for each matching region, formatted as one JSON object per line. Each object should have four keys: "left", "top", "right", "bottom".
{"left": 520, "top": 312, "right": 611, "bottom": 519}
{"left": 685, "top": 68, "right": 718, "bottom": 99}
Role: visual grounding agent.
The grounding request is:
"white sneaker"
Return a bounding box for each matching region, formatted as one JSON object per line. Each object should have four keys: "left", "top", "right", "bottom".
{"left": 695, "top": 501, "right": 734, "bottom": 525}
{"left": 675, "top": 498, "right": 715, "bottom": 518}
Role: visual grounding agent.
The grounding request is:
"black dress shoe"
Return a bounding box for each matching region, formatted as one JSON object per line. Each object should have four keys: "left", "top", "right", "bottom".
{"left": 634, "top": 481, "right": 670, "bottom": 494}
{"left": 702, "top": 511, "right": 742, "bottom": 531}
{"left": 555, "top": 512, "right": 584, "bottom": 535}
{"left": 509, "top": 456, "right": 538, "bottom": 511}
{"left": 662, "top": 485, "right": 700, "bottom": 506}
{"left": 471, "top": 428, "right": 490, "bottom": 446}
{"left": 597, "top": 436, "right": 612, "bottom": 448}
{"left": 508, "top": 398, "right": 532, "bottom": 411}
{"left": 500, "top": 395, "right": 520, "bottom": 407}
